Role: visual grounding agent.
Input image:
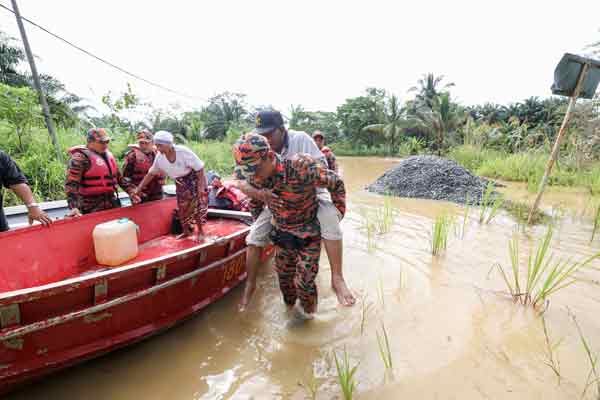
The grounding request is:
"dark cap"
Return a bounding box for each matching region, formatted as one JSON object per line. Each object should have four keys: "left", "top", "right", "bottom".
{"left": 253, "top": 110, "right": 284, "bottom": 135}
{"left": 87, "top": 128, "right": 111, "bottom": 143}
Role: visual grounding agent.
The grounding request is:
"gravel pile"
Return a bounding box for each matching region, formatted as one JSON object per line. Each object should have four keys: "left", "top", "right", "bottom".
{"left": 367, "top": 155, "right": 496, "bottom": 205}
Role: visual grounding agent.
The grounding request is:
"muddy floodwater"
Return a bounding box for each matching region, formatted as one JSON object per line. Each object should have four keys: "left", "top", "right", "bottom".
{"left": 8, "top": 157, "right": 600, "bottom": 400}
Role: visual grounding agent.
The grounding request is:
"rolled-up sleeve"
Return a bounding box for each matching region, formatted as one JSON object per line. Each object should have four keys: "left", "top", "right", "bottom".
{"left": 1, "top": 151, "right": 27, "bottom": 188}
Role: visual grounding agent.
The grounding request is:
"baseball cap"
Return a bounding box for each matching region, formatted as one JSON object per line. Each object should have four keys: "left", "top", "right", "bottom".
{"left": 232, "top": 133, "right": 271, "bottom": 180}
{"left": 137, "top": 129, "right": 153, "bottom": 142}
{"left": 253, "top": 110, "right": 285, "bottom": 135}
{"left": 87, "top": 128, "right": 111, "bottom": 143}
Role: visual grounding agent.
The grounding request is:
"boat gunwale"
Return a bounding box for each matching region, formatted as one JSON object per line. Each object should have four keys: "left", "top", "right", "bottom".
{"left": 0, "top": 224, "right": 250, "bottom": 304}
{"left": 0, "top": 247, "right": 247, "bottom": 341}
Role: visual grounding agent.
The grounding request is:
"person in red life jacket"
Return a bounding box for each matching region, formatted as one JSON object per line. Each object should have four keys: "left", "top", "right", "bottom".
{"left": 122, "top": 130, "right": 165, "bottom": 202}
{"left": 65, "top": 128, "right": 141, "bottom": 217}
{"left": 207, "top": 171, "right": 249, "bottom": 212}
{"left": 312, "top": 131, "right": 338, "bottom": 173}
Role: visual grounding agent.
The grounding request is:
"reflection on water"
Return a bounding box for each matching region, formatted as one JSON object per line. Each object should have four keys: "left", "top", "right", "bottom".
{"left": 9, "top": 157, "right": 600, "bottom": 400}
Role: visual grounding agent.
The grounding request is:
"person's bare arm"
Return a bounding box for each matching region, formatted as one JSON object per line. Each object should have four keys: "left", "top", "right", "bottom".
{"left": 10, "top": 183, "right": 52, "bottom": 226}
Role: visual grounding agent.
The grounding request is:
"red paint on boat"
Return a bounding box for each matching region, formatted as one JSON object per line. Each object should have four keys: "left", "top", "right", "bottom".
{"left": 0, "top": 198, "right": 259, "bottom": 394}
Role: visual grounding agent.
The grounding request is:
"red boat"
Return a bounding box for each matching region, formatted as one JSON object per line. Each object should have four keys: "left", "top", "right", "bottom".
{"left": 0, "top": 198, "right": 264, "bottom": 394}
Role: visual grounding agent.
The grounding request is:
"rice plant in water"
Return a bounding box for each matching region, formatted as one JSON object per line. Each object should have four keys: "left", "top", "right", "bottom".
{"left": 360, "top": 295, "right": 373, "bottom": 336}
{"left": 376, "top": 321, "right": 393, "bottom": 372}
{"left": 431, "top": 213, "right": 452, "bottom": 256}
{"left": 374, "top": 195, "right": 395, "bottom": 234}
{"left": 591, "top": 202, "right": 600, "bottom": 243}
{"left": 298, "top": 370, "right": 319, "bottom": 400}
{"left": 494, "top": 226, "right": 600, "bottom": 310}
{"left": 460, "top": 193, "right": 471, "bottom": 238}
{"left": 333, "top": 347, "right": 359, "bottom": 400}
{"left": 479, "top": 182, "right": 503, "bottom": 224}
{"left": 541, "top": 316, "right": 563, "bottom": 384}
{"left": 570, "top": 312, "right": 600, "bottom": 400}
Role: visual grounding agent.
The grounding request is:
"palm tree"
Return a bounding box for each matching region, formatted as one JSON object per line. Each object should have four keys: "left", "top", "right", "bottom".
{"left": 411, "top": 92, "right": 464, "bottom": 154}
{"left": 362, "top": 94, "right": 408, "bottom": 150}
{"left": 409, "top": 73, "right": 455, "bottom": 108}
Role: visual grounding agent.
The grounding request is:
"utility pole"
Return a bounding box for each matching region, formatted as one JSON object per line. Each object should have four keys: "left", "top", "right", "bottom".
{"left": 11, "top": 0, "right": 62, "bottom": 162}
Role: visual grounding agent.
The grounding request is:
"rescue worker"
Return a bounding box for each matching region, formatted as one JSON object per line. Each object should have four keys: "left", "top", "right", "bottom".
{"left": 66, "top": 128, "right": 140, "bottom": 217}
{"left": 312, "top": 130, "right": 338, "bottom": 173}
{"left": 233, "top": 133, "right": 346, "bottom": 318}
{"left": 134, "top": 131, "right": 208, "bottom": 241}
{"left": 0, "top": 149, "right": 52, "bottom": 231}
{"left": 122, "top": 129, "right": 164, "bottom": 202}
{"left": 207, "top": 171, "right": 249, "bottom": 212}
{"left": 236, "top": 110, "right": 355, "bottom": 312}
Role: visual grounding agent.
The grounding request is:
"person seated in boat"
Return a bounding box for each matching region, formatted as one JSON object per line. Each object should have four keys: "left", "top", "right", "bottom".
{"left": 66, "top": 128, "right": 141, "bottom": 217}
{"left": 207, "top": 171, "right": 249, "bottom": 212}
{"left": 122, "top": 129, "right": 165, "bottom": 203}
{"left": 312, "top": 130, "right": 338, "bottom": 173}
{"left": 134, "top": 131, "right": 208, "bottom": 241}
{"left": 233, "top": 133, "right": 346, "bottom": 319}
{"left": 236, "top": 110, "right": 355, "bottom": 312}
{"left": 0, "top": 150, "right": 52, "bottom": 232}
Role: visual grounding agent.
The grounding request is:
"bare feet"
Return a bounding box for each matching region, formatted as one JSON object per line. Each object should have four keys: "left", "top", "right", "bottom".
{"left": 238, "top": 281, "right": 256, "bottom": 312}
{"left": 332, "top": 275, "right": 356, "bottom": 306}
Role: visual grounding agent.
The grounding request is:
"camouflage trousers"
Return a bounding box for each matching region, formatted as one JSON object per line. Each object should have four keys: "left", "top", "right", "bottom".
{"left": 274, "top": 234, "right": 321, "bottom": 314}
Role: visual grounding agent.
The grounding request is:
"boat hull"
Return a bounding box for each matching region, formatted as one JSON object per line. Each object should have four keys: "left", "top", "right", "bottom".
{"left": 0, "top": 198, "right": 252, "bottom": 394}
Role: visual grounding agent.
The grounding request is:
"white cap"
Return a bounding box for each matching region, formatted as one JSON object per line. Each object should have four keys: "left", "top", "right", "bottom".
{"left": 154, "top": 130, "right": 174, "bottom": 145}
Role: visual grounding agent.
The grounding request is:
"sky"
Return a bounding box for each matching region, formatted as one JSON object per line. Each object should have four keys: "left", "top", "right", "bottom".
{"left": 1, "top": 0, "right": 599, "bottom": 116}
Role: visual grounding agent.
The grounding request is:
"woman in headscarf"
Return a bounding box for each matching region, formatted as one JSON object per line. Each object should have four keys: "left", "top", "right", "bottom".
{"left": 134, "top": 131, "right": 208, "bottom": 240}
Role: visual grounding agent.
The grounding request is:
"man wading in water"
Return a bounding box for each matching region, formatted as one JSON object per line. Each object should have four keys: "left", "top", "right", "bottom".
{"left": 233, "top": 134, "right": 346, "bottom": 318}
{"left": 236, "top": 110, "right": 355, "bottom": 311}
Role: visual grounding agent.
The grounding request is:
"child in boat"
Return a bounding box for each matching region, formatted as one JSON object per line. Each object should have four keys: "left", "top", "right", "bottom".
{"left": 232, "top": 134, "right": 346, "bottom": 318}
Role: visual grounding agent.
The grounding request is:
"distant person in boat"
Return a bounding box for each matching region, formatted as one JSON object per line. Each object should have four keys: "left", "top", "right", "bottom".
{"left": 66, "top": 128, "right": 141, "bottom": 218}
{"left": 0, "top": 150, "right": 52, "bottom": 232}
{"left": 134, "top": 131, "right": 208, "bottom": 241}
{"left": 236, "top": 110, "right": 355, "bottom": 312}
{"left": 122, "top": 129, "right": 165, "bottom": 203}
{"left": 207, "top": 171, "right": 249, "bottom": 212}
{"left": 312, "top": 131, "right": 338, "bottom": 173}
{"left": 233, "top": 133, "right": 346, "bottom": 318}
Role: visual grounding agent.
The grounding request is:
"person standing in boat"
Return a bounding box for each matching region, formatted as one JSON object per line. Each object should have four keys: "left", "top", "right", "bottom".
{"left": 312, "top": 131, "right": 338, "bottom": 173}
{"left": 233, "top": 133, "right": 346, "bottom": 318}
{"left": 122, "top": 129, "right": 165, "bottom": 203}
{"left": 66, "top": 128, "right": 140, "bottom": 217}
{"left": 0, "top": 150, "right": 52, "bottom": 231}
{"left": 134, "top": 131, "right": 208, "bottom": 241}
{"left": 236, "top": 110, "right": 355, "bottom": 312}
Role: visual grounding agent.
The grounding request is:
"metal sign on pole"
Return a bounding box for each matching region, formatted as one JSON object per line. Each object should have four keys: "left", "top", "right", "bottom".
{"left": 10, "top": 0, "right": 62, "bottom": 162}
{"left": 527, "top": 53, "right": 600, "bottom": 224}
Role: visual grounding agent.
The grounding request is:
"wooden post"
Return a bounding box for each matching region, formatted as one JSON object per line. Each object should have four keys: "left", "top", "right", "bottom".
{"left": 10, "top": 0, "right": 62, "bottom": 162}
{"left": 527, "top": 63, "right": 589, "bottom": 224}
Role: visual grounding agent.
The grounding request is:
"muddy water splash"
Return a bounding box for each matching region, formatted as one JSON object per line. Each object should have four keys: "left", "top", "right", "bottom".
{"left": 8, "top": 157, "right": 600, "bottom": 400}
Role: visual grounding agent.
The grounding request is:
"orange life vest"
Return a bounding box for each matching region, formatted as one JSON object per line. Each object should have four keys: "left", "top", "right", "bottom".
{"left": 68, "top": 146, "right": 118, "bottom": 196}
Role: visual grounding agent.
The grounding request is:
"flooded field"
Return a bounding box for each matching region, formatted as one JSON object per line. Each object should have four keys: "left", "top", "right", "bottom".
{"left": 8, "top": 157, "right": 600, "bottom": 400}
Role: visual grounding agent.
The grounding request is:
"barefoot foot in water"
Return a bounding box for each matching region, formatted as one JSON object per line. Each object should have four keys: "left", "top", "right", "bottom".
{"left": 238, "top": 281, "right": 257, "bottom": 312}
{"left": 332, "top": 274, "right": 356, "bottom": 306}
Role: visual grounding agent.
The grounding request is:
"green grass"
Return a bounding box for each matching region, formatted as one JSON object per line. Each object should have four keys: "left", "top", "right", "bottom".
{"left": 431, "top": 213, "right": 452, "bottom": 256}
{"left": 541, "top": 316, "right": 563, "bottom": 384}
{"left": 333, "top": 347, "right": 359, "bottom": 400}
{"left": 448, "top": 145, "right": 600, "bottom": 194}
{"left": 570, "top": 312, "right": 600, "bottom": 400}
{"left": 460, "top": 193, "right": 472, "bottom": 238}
{"left": 503, "top": 200, "right": 550, "bottom": 226}
{"left": 298, "top": 370, "right": 319, "bottom": 400}
{"left": 478, "top": 182, "right": 504, "bottom": 224}
{"left": 376, "top": 321, "right": 393, "bottom": 372}
{"left": 494, "top": 226, "right": 600, "bottom": 311}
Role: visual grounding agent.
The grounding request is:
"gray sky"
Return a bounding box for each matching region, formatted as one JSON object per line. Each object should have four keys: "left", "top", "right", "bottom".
{"left": 1, "top": 0, "right": 599, "bottom": 114}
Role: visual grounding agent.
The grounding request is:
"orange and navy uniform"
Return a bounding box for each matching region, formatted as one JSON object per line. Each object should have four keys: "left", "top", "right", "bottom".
{"left": 321, "top": 146, "right": 338, "bottom": 172}
{"left": 65, "top": 146, "right": 133, "bottom": 214}
{"left": 122, "top": 145, "right": 164, "bottom": 202}
{"left": 248, "top": 153, "right": 346, "bottom": 312}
